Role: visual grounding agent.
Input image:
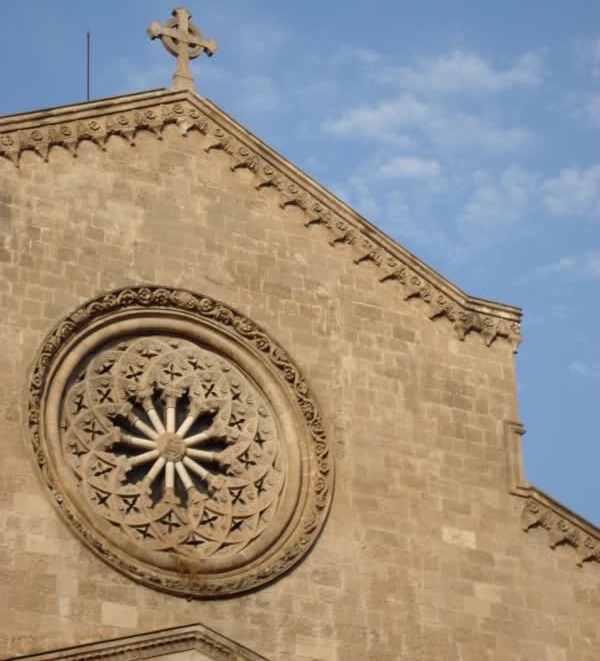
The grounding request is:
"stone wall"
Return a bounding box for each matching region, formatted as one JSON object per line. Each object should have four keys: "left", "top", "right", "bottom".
{"left": 0, "top": 113, "right": 598, "bottom": 660}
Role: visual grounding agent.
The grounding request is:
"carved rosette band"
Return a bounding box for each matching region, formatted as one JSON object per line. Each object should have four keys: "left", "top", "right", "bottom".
{"left": 521, "top": 496, "right": 600, "bottom": 566}
{"left": 0, "top": 90, "right": 521, "bottom": 351}
{"left": 28, "top": 286, "right": 333, "bottom": 596}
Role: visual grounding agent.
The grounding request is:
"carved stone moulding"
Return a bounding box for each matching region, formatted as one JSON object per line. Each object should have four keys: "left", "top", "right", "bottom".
{"left": 521, "top": 494, "right": 600, "bottom": 566}
{"left": 5, "top": 622, "right": 270, "bottom": 661}
{"left": 27, "top": 286, "right": 333, "bottom": 597}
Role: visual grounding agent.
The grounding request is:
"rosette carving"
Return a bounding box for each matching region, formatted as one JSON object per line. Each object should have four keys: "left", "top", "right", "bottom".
{"left": 521, "top": 496, "right": 600, "bottom": 566}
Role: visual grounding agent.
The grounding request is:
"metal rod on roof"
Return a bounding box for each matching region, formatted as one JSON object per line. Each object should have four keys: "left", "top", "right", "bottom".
{"left": 86, "top": 31, "right": 91, "bottom": 101}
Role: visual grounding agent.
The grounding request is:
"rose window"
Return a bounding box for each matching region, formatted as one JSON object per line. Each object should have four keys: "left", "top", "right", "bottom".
{"left": 62, "top": 336, "right": 283, "bottom": 559}
{"left": 28, "top": 287, "right": 333, "bottom": 597}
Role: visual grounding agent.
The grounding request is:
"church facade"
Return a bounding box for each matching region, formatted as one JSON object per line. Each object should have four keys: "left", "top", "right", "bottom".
{"left": 0, "top": 9, "right": 598, "bottom": 661}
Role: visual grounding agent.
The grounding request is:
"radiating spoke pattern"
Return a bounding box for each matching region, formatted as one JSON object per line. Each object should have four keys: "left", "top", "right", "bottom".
{"left": 116, "top": 394, "right": 226, "bottom": 497}
{"left": 60, "top": 335, "right": 284, "bottom": 561}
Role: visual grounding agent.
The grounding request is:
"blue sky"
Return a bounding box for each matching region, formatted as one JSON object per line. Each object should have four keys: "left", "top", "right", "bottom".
{"left": 2, "top": 1, "right": 598, "bottom": 524}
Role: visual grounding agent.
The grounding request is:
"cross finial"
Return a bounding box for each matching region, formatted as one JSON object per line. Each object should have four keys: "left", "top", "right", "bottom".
{"left": 147, "top": 7, "right": 216, "bottom": 92}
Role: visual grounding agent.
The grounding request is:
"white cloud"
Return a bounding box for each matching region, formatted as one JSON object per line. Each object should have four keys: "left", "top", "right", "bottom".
{"left": 108, "top": 53, "right": 173, "bottom": 94}
{"left": 233, "top": 18, "right": 290, "bottom": 60}
{"left": 575, "top": 36, "right": 600, "bottom": 78}
{"left": 380, "top": 189, "right": 454, "bottom": 252}
{"left": 577, "top": 93, "right": 600, "bottom": 128}
{"left": 542, "top": 165, "right": 600, "bottom": 219}
{"left": 374, "top": 49, "right": 543, "bottom": 94}
{"left": 427, "top": 112, "right": 532, "bottom": 153}
{"left": 569, "top": 360, "right": 600, "bottom": 380}
{"left": 322, "top": 94, "right": 531, "bottom": 153}
{"left": 535, "top": 251, "right": 600, "bottom": 280}
{"left": 321, "top": 94, "right": 428, "bottom": 143}
{"left": 593, "top": 37, "right": 600, "bottom": 77}
{"left": 458, "top": 165, "right": 537, "bottom": 232}
{"left": 332, "top": 46, "right": 382, "bottom": 66}
{"left": 376, "top": 156, "right": 441, "bottom": 179}
{"left": 238, "top": 75, "right": 282, "bottom": 112}
{"left": 321, "top": 46, "right": 539, "bottom": 159}
{"left": 329, "top": 177, "right": 382, "bottom": 219}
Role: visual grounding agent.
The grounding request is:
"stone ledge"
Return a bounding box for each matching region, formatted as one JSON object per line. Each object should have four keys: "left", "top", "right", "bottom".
{"left": 504, "top": 421, "right": 599, "bottom": 566}
{"left": 520, "top": 489, "right": 600, "bottom": 566}
{"left": 0, "top": 88, "right": 522, "bottom": 352}
{"left": 2, "top": 623, "right": 270, "bottom": 661}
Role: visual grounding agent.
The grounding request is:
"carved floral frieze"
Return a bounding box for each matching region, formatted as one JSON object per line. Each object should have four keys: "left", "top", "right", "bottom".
{"left": 0, "top": 89, "right": 521, "bottom": 351}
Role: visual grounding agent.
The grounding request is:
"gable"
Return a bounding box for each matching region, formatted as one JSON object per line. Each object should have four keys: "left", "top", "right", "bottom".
{"left": 1, "top": 80, "right": 598, "bottom": 660}
{"left": 0, "top": 87, "right": 521, "bottom": 353}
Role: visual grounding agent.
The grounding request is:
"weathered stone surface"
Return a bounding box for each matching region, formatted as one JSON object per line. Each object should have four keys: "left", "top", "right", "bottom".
{"left": 0, "top": 85, "right": 598, "bottom": 661}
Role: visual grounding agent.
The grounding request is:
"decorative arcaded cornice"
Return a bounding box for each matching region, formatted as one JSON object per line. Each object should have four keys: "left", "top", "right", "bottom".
{"left": 2, "top": 622, "right": 270, "bottom": 661}
{"left": 521, "top": 491, "right": 600, "bottom": 566}
{"left": 0, "top": 88, "right": 522, "bottom": 351}
{"left": 504, "top": 421, "right": 599, "bottom": 566}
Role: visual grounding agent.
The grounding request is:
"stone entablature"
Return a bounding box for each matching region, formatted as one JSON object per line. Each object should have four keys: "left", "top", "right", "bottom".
{"left": 2, "top": 623, "right": 270, "bottom": 661}
{"left": 0, "top": 88, "right": 521, "bottom": 352}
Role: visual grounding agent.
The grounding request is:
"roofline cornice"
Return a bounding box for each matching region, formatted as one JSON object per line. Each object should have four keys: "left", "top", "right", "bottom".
{"left": 504, "top": 421, "right": 599, "bottom": 566}
{"left": 0, "top": 88, "right": 521, "bottom": 350}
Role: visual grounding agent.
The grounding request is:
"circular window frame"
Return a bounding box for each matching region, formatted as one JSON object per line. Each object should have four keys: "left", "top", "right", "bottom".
{"left": 27, "top": 286, "right": 334, "bottom": 597}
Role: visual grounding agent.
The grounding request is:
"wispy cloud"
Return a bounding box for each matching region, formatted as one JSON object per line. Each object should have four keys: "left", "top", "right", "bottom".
{"left": 542, "top": 165, "right": 600, "bottom": 219}
{"left": 427, "top": 113, "right": 532, "bottom": 153}
{"left": 238, "top": 74, "right": 283, "bottom": 112}
{"left": 459, "top": 166, "right": 537, "bottom": 232}
{"left": 332, "top": 46, "right": 382, "bottom": 66}
{"left": 575, "top": 36, "right": 600, "bottom": 78}
{"left": 572, "top": 92, "right": 600, "bottom": 129}
{"left": 569, "top": 360, "right": 600, "bottom": 381}
{"left": 232, "top": 17, "right": 290, "bottom": 61}
{"left": 592, "top": 37, "right": 600, "bottom": 77}
{"left": 107, "top": 53, "right": 173, "bottom": 95}
{"left": 374, "top": 49, "right": 544, "bottom": 94}
{"left": 322, "top": 94, "right": 532, "bottom": 153}
{"left": 322, "top": 94, "right": 428, "bottom": 144}
{"left": 376, "top": 155, "right": 441, "bottom": 179}
{"left": 534, "top": 251, "right": 600, "bottom": 280}
{"left": 320, "top": 47, "right": 538, "bottom": 156}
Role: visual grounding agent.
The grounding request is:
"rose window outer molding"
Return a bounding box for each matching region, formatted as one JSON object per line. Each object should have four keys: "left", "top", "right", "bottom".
{"left": 27, "top": 286, "right": 334, "bottom": 597}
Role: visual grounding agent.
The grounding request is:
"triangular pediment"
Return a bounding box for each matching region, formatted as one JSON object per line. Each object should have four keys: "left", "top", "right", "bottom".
{"left": 4, "top": 623, "right": 270, "bottom": 661}
{"left": 0, "top": 87, "right": 521, "bottom": 351}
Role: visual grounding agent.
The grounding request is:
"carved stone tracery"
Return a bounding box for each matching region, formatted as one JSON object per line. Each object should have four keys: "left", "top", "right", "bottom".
{"left": 62, "top": 336, "right": 284, "bottom": 561}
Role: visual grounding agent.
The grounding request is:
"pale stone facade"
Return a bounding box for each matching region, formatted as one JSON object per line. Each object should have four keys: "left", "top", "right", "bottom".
{"left": 0, "top": 34, "right": 599, "bottom": 660}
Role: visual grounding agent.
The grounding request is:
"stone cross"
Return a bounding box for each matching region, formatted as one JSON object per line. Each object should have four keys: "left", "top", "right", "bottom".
{"left": 147, "top": 7, "right": 216, "bottom": 92}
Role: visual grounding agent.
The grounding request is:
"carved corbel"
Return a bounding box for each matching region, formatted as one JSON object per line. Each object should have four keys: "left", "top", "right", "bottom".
{"left": 230, "top": 146, "right": 260, "bottom": 172}
{"left": 304, "top": 203, "right": 333, "bottom": 228}
{"left": 0, "top": 132, "right": 20, "bottom": 165}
